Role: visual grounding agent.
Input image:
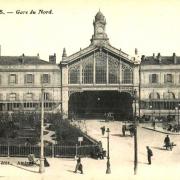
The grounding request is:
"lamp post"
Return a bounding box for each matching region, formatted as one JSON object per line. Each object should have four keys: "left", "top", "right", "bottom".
{"left": 39, "top": 86, "right": 45, "bottom": 173}
{"left": 149, "top": 105, "right": 153, "bottom": 120}
{"left": 133, "top": 89, "right": 137, "bottom": 175}
{"left": 175, "top": 104, "right": 180, "bottom": 129}
{"left": 150, "top": 105, "right": 155, "bottom": 130}
{"left": 106, "top": 128, "right": 111, "bottom": 174}
{"left": 178, "top": 104, "right": 180, "bottom": 128}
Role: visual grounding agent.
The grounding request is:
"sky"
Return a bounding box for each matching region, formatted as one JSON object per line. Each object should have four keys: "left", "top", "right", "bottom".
{"left": 0, "top": 0, "right": 180, "bottom": 63}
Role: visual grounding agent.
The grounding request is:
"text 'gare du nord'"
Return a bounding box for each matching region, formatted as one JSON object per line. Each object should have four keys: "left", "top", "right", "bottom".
{"left": 0, "top": 10, "right": 179, "bottom": 121}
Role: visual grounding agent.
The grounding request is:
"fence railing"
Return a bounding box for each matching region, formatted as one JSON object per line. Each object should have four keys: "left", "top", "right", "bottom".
{"left": 0, "top": 144, "right": 99, "bottom": 158}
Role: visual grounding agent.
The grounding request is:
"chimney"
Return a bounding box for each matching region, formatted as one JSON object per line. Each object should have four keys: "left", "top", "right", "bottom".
{"left": 62, "top": 48, "right": 67, "bottom": 61}
{"left": 157, "top": 53, "right": 161, "bottom": 63}
{"left": 173, "top": 52, "right": 177, "bottom": 64}
{"left": 141, "top": 55, "right": 145, "bottom": 61}
{"left": 20, "top": 53, "right": 25, "bottom": 63}
{"left": 49, "top": 53, "right": 56, "bottom": 64}
{"left": 37, "top": 53, "right": 39, "bottom": 58}
{"left": 135, "top": 48, "right": 138, "bottom": 55}
{"left": 153, "top": 53, "right": 155, "bottom": 59}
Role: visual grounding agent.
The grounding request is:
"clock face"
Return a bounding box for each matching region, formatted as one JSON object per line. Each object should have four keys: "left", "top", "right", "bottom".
{"left": 97, "top": 27, "right": 104, "bottom": 33}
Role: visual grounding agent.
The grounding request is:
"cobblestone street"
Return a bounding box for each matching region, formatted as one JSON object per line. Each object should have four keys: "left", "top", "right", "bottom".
{"left": 0, "top": 120, "right": 180, "bottom": 180}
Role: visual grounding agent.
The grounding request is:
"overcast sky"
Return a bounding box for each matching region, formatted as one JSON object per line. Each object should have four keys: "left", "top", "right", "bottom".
{"left": 0, "top": 0, "right": 180, "bottom": 63}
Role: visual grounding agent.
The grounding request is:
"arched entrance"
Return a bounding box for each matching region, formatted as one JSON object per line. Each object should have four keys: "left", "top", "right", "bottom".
{"left": 68, "top": 91, "right": 133, "bottom": 120}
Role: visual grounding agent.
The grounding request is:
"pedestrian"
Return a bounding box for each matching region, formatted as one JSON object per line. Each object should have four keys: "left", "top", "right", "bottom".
{"left": 44, "top": 158, "right": 50, "bottom": 167}
{"left": 74, "top": 157, "right": 83, "bottom": 174}
{"left": 164, "top": 135, "right": 171, "bottom": 150}
{"left": 100, "top": 126, "right": 105, "bottom": 135}
{"left": 98, "top": 141, "right": 104, "bottom": 159}
{"left": 122, "top": 125, "right": 126, "bottom": 136}
{"left": 152, "top": 120, "right": 155, "bottom": 130}
{"left": 146, "top": 146, "right": 153, "bottom": 165}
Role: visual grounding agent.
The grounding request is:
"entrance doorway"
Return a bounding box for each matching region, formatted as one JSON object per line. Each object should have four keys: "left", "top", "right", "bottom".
{"left": 68, "top": 91, "right": 133, "bottom": 120}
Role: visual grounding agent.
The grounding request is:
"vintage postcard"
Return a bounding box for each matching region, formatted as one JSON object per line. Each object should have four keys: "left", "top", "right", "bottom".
{"left": 0, "top": 0, "right": 179, "bottom": 179}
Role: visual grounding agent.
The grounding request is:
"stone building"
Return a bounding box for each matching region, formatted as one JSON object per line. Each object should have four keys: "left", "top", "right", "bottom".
{"left": 0, "top": 54, "right": 61, "bottom": 112}
{"left": 140, "top": 53, "right": 180, "bottom": 119}
{"left": 60, "top": 10, "right": 140, "bottom": 119}
{"left": 4, "top": 10, "right": 179, "bottom": 120}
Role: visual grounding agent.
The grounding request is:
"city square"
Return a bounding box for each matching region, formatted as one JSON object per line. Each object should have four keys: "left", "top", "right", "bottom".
{"left": 0, "top": 120, "right": 180, "bottom": 179}
{"left": 0, "top": 0, "right": 180, "bottom": 179}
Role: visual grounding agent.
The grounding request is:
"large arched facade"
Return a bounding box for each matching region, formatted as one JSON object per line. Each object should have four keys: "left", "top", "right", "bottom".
{"left": 60, "top": 11, "right": 140, "bottom": 119}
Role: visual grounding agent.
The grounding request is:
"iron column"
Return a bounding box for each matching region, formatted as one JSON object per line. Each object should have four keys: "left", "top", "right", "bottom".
{"left": 106, "top": 128, "right": 111, "bottom": 174}
{"left": 39, "top": 86, "right": 45, "bottom": 173}
{"left": 134, "top": 89, "right": 138, "bottom": 175}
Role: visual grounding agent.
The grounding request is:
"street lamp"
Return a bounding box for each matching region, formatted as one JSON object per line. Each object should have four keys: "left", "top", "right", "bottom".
{"left": 39, "top": 86, "right": 45, "bottom": 173}
{"left": 106, "top": 128, "right": 111, "bottom": 174}
{"left": 150, "top": 105, "right": 155, "bottom": 130}
{"left": 133, "top": 89, "right": 138, "bottom": 175}
{"left": 175, "top": 104, "right": 180, "bottom": 129}
{"left": 149, "top": 105, "right": 153, "bottom": 120}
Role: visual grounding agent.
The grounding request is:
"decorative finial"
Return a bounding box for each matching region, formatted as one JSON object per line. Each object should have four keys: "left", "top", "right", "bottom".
{"left": 62, "top": 48, "right": 67, "bottom": 57}
{"left": 62, "top": 48, "right": 67, "bottom": 60}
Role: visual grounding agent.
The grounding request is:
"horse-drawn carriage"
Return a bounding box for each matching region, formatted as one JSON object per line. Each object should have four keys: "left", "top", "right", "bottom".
{"left": 122, "top": 123, "right": 135, "bottom": 137}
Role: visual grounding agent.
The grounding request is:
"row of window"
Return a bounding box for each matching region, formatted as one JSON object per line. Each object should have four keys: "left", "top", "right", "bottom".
{"left": 68, "top": 51, "right": 133, "bottom": 84}
{"left": 141, "top": 101, "right": 180, "bottom": 110}
{"left": 148, "top": 92, "right": 177, "bottom": 100}
{"left": 0, "top": 92, "right": 51, "bottom": 101}
{"left": 0, "top": 102, "right": 54, "bottom": 111}
{"left": 149, "top": 73, "right": 179, "bottom": 84}
{"left": 0, "top": 74, "right": 51, "bottom": 85}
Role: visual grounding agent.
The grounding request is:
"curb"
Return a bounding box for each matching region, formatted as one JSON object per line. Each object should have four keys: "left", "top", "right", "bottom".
{"left": 142, "top": 127, "right": 180, "bottom": 135}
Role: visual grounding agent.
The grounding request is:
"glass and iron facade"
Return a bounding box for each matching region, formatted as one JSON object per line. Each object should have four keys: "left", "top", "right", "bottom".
{"left": 68, "top": 50, "right": 134, "bottom": 85}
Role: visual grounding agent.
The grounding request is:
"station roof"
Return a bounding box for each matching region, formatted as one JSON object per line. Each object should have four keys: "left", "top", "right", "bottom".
{"left": 0, "top": 56, "right": 51, "bottom": 65}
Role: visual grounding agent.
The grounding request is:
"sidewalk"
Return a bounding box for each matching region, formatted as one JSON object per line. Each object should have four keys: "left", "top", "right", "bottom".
{"left": 140, "top": 124, "right": 180, "bottom": 135}
{"left": 0, "top": 120, "right": 180, "bottom": 180}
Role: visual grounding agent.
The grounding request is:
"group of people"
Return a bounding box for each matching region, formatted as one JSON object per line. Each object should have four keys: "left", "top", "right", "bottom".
{"left": 146, "top": 135, "right": 176, "bottom": 165}
{"left": 73, "top": 127, "right": 175, "bottom": 174}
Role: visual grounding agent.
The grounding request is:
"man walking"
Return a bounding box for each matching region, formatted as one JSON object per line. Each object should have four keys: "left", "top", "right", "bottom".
{"left": 146, "top": 146, "right": 153, "bottom": 165}
{"left": 100, "top": 126, "right": 105, "bottom": 135}
{"left": 164, "top": 135, "right": 171, "bottom": 150}
{"left": 74, "top": 157, "right": 83, "bottom": 174}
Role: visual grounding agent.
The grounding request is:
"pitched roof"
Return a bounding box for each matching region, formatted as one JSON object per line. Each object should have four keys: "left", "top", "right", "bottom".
{"left": 141, "top": 55, "right": 180, "bottom": 65}
{"left": 0, "top": 56, "right": 51, "bottom": 65}
{"left": 61, "top": 43, "right": 135, "bottom": 65}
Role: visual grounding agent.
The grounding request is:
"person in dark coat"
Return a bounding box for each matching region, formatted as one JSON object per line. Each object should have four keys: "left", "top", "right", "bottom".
{"left": 122, "top": 125, "right": 126, "bottom": 136}
{"left": 146, "top": 146, "right": 153, "bottom": 165}
{"left": 74, "top": 157, "right": 83, "bottom": 174}
{"left": 164, "top": 135, "right": 171, "bottom": 150}
{"left": 44, "top": 158, "right": 50, "bottom": 167}
{"left": 100, "top": 126, "right": 105, "bottom": 135}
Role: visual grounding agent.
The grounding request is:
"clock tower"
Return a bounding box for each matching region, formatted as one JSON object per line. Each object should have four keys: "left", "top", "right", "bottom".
{"left": 90, "top": 10, "right": 109, "bottom": 45}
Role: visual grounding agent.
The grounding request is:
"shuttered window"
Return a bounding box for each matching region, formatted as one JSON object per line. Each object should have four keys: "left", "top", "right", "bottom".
{"left": 41, "top": 74, "right": 50, "bottom": 84}
{"left": 149, "top": 74, "right": 158, "bottom": 83}
{"left": 24, "top": 74, "right": 34, "bottom": 84}
{"left": 9, "top": 74, "right": 17, "bottom": 84}
{"left": 164, "top": 74, "right": 173, "bottom": 83}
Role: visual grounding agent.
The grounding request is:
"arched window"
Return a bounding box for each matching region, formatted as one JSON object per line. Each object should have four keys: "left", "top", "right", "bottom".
{"left": 149, "top": 92, "right": 160, "bottom": 99}
{"left": 122, "top": 66, "right": 133, "bottom": 84}
{"left": 95, "top": 51, "right": 107, "bottom": 84}
{"left": 82, "top": 54, "right": 93, "bottom": 84}
{"left": 68, "top": 64, "right": 80, "bottom": 84}
{"left": 108, "top": 55, "right": 119, "bottom": 84}
{"left": 9, "top": 93, "right": 16, "bottom": 101}
{"left": 163, "top": 92, "right": 175, "bottom": 99}
{"left": 25, "top": 93, "right": 33, "bottom": 101}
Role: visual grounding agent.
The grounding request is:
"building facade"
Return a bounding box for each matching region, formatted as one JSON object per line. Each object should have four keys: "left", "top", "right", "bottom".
{"left": 0, "top": 54, "right": 61, "bottom": 113}
{"left": 140, "top": 53, "right": 180, "bottom": 119}
{"left": 60, "top": 11, "right": 140, "bottom": 119}
{"left": 1, "top": 11, "right": 178, "bottom": 120}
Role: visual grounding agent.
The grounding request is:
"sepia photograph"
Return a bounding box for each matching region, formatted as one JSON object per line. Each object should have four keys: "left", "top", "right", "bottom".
{"left": 0, "top": 0, "right": 180, "bottom": 179}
